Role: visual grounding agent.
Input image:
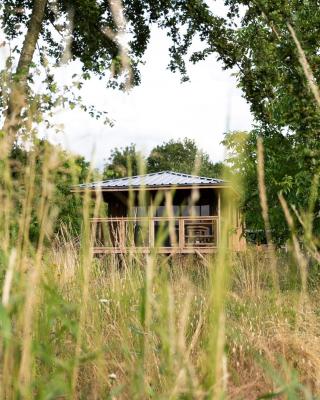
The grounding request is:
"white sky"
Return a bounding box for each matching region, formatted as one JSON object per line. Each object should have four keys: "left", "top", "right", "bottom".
{"left": 0, "top": 3, "right": 253, "bottom": 169}
{"left": 49, "top": 27, "right": 253, "bottom": 168}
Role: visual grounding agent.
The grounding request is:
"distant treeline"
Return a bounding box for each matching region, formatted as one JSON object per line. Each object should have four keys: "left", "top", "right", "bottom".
{"left": 102, "top": 137, "right": 225, "bottom": 179}
{"left": 7, "top": 134, "right": 319, "bottom": 246}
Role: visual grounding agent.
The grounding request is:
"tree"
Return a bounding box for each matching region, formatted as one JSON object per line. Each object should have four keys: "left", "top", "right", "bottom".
{"left": 221, "top": 2, "right": 320, "bottom": 213}
{"left": 147, "top": 138, "right": 224, "bottom": 178}
{"left": 219, "top": 1, "right": 320, "bottom": 139}
{"left": 2, "top": 0, "right": 48, "bottom": 142}
{"left": 103, "top": 143, "right": 143, "bottom": 179}
{"left": 7, "top": 139, "right": 91, "bottom": 243}
{"left": 102, "top": 138, "right": 225, "bottom": 179}
{"left": 4, "top": 1, "right": 320, "bottom": 163}
{"left": 204, "top": 2, "right": 320, "bottom": 243}
{"left": 223, "top": 130, "right": 320, "bottom": 244}
{"left": 1, "top": 0, "right": 232, "bottom": 141}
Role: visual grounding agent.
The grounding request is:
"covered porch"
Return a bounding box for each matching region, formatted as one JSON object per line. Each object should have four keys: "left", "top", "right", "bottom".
{"left": 91, "top": 215, "right": 219, "bottom": 254}
{"left": 73, "top": 171, "right": 242, "bottom": 254}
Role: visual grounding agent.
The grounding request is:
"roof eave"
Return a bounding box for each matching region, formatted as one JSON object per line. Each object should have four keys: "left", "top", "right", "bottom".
{"left": 71, "top": 183, "right": 232, "bottom": 193}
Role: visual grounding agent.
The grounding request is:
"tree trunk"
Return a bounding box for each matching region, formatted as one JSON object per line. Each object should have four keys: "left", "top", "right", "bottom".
{"left": 2, "top": 0, "right": 48, "bottom": 143}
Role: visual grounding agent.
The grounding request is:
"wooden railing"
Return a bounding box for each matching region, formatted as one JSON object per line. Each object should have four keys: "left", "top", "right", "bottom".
{"left": 90, "top": 216, "right": 219, "bottom": 254}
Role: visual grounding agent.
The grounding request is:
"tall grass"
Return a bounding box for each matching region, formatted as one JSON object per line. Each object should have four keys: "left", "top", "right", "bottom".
{"left": 0, "top": 16, "right": 320, "bottom": 399}
{"left": 0, "top": 135, "right": 319, "bottom": 400}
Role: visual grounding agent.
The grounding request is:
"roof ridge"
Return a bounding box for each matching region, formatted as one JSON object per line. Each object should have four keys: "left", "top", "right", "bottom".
{"left": 161, "top": 170, "right": 224, "bottom": 182}
{"left": 100, "top": 170, "right": 165, "bottom": 183}
{"left": 77, "top": 170, "right": 226, "bottom": 189}
{"left": 100, "top": 171, "right": 180, "bottom": 183}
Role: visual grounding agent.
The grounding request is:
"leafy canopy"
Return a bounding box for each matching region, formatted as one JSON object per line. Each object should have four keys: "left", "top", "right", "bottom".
{"left": 7, "top": 139, "right": 90, "bottom": 241}
{"left": 1, "top": 0, "right": 232, "bottom": 87}
{"left": 103, "top": 138, "right": 224, "bottom": 179}
{"left": 103, "top": 143, "right": 142, "bottom": 179}
{"left": 147, "top": 138, "right": 224, "bottom": 178}
{"left": 223, "top": 130, "right": 320, "bottom": 244}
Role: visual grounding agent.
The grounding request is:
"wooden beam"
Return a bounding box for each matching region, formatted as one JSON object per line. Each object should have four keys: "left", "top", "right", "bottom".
{"left": 92, "top": 247, "right": 218, "bottom": 255}
{"left": 91, "top": 216, "right": 219, "bottom": 222}
{"left": 149, "top": 218, "right": 154, "bottom": 247}
{"left": 179, "top": 218, "right": 184, "bottom": 250}
{"left": 71, "top": 185, "right": 231, "bottom": 193}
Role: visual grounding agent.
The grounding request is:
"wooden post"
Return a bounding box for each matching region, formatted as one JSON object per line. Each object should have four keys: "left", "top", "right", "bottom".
{"left": 179, "top": 218, "right": 184, "bottom": 251}
{"left": 120, "top": 219, "right": 126, "bottom": 249}
{"left": 149, "top": 218, "right": 155, "bottom": 248}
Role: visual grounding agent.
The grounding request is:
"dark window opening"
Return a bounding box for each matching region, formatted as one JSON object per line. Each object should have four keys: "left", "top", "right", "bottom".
{"left": 154, "top": 220, "right": 179, "bottom": 247}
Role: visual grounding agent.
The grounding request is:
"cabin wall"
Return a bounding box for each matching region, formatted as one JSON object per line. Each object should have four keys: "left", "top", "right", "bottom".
{"left": 230, "top": 210, "right": 247, "bottom": 251}
{"left": 103, "top": 188, "right": 219, "bottom": 217}
{"left": 95, "top": 187, "right": 247, "bottom": 252}
{"left": 226, "top": 201, "right": 246, "bottom": 252}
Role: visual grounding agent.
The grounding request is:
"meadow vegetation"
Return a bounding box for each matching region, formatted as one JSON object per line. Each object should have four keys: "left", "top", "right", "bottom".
{"left": 0, "top": 139, "right": 319, "bottom": 399}
{"left": 1, "top": 0, "right": 320, "bottom": 398}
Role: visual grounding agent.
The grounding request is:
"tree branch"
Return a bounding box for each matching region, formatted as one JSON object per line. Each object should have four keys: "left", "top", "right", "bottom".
{"left": 2, "top": 0, "right": 48, "bottom": 143}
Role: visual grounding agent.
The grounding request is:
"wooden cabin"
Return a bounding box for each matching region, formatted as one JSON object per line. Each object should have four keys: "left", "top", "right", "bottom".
{"left": 74, "top": 171, "right": 245, "bottom": 254}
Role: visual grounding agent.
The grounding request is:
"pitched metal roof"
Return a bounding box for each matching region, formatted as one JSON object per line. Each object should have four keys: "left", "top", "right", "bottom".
{"left": 77, "top": 171, "right": 226, "bottom": 190}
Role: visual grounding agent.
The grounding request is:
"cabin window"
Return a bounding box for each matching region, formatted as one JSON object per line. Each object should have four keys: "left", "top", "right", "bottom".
{"left": 156, "top": 206, "right": 165, "bottom": 217}
{"left": 181, "top": 205, "right": 211, "bottom": 216}
{"left": 132, "top": 204, "right": 212, "bottom": 218}
{"left": 155, "top": 205, "right": 179, "bottom": 217}
{"left": 132, "top": 206, "right": 148, "bottom": 217}
{"left": 154, "top": 220, "right": 179, "bottom": 247}
{"left": 200, "top": 205, "right": 210, "bottom": 216}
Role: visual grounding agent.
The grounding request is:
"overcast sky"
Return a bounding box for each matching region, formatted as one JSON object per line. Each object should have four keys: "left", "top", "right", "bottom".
{"left": 48, "top": 26, "right": 253, "bottom": 168}
{"left": 0, "top": 6, "right": 253, "bottom": 169}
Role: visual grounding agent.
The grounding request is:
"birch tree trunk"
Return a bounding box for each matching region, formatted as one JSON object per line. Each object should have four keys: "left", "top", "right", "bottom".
{"left": 2, "top": 0, "right": 48, "bottom": 143}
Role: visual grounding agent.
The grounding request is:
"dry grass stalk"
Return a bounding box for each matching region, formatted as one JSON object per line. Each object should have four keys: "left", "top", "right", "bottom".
{"left": 165, "top": 191, "right": 178, "bottom": 249}
{"left": 18, "top": 146, "right": 58, "bottom": 396}
{"left": 1, "top": 249, "right": 17, "bottom": 308}
{"left": 278, "top": 193, "right": 308, "bottom": 294}
{"left": 52, "top": 224, "right": 80, "bottom": 282}
{"left": 257, "top": 137, "right": 279, "bottom": 291}
{"left": 70, "top": 172, "right": 102, "bottom": 399}
{"left": 290, "top": 204, "right": 320, "bottom": 264}
{"left": 287, "top": 23, "right": 320, "bottom": 108}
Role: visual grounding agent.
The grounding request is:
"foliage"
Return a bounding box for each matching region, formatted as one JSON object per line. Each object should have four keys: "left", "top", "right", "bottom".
{"left": 4, "top": 0, "right": 320, "bottom": 136}
{"left": 8, "top": 139, "right": 90, "bottom": 243}
{"left": 221, "top": 1, "right": 320, "bottom": 138}
{"left": 0, "top": 0, "right": 233, "bottom": 124}
{"left": 2, "top": 0, "right": 236, "bottom": 80}
{"left": 223, "top": 130, "right": 320, "bottom": 244}
{"left": 102, "top": 138, "right": 225, "bottom": 180}
{"left": 4, "top": 1, "right": 320, "bottom": 133}
{"left": 147, "top": 137, "right": 225, "bottom": 178}
{"left": 102, "top": 143, "right": 143, "bottom": 179}
{"left": 1, "top": 2, "right": 320, "bottom": 397}
{"left": 0, "top": 246, "right": 319, "bottom": 398}
{"left": 219, "top": 2, "right": 320, "bottom": 243}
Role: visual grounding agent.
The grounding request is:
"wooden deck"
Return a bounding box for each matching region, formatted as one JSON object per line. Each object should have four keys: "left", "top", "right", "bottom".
{"left": 91, "top": 216, "right": 219, "bottom": 254}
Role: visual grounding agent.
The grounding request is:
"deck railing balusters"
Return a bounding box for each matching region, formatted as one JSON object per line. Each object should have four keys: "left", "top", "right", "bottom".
{"left": 90, "top": 216, "right": 219, "bottom": 254}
